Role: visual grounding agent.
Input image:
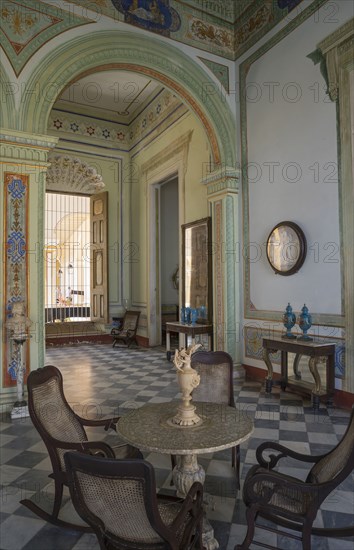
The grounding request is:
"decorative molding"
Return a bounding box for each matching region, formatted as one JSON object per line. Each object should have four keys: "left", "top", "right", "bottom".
{"left": 213, "top": 200, "right": 224, "bottom": 351}
{"left": 0, "top": 0, "right": 91, "bottom": 76}
{"left": 318, "top": 18, "right": 354, "bottom": 100}
{"left": 19, "top": 31, "right": 236, "bottom": 166}
{"left": 198, "top": 57, "right": 229, "bottom": 94}
{"left": 64, "top": 0, "right": 315, "bottom": 60}
{"left": 317, "top": 18, "right": 354, "bottom": 392}
{"left": 46, "top": 154, "right": 105, "bottom": 193}
{"left": 202, "top": 166, "right": 240, "bottom": 195}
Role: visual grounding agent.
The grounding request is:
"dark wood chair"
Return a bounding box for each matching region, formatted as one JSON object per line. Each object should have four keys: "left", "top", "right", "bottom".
{"left": 171, "top": 350, "right": 240, "bottom": 489}
{"left": 21, "top": 365, "right": 142, "bottom": 531}
{"left": 64, "top": 452, "right": 204, "bottom": 549}
{"left": 111, "top": 310, "right": 140, "bottom": 348}
{"left": 236, "top": 407, "right": 354, "bottom": 549}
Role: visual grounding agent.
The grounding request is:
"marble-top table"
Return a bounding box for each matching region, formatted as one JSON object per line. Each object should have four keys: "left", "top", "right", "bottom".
{"left": 117, "top": 401, "right": 253, "bottom": 550}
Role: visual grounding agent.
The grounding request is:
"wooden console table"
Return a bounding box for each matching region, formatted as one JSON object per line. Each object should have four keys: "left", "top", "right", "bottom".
{"left": 262, "top": 337, "right": 335, "bottom": 409}
{"left": 165, "top": 322, "right": 213, "bottom": 360}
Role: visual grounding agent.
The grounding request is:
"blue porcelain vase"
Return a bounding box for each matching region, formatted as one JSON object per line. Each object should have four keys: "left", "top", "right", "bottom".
{"left": 282, "top": 303, "right": 296, "bottom": 339}
{"left": 298, "top": 304, "right": 313, "bottom": 341}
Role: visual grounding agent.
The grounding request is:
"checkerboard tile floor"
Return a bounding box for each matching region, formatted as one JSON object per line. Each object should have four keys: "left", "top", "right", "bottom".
{"left": 1, "top": 344, "right": 353, "bottom": 549}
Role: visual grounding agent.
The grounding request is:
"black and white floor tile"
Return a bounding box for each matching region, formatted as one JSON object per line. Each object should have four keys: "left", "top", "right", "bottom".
{"left": 0, "top": 344, "right": 353, "bottom": 549}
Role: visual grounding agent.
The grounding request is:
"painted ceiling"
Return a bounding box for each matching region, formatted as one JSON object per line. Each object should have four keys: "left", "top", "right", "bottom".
{"left": 0, "top": 0, "right": 311, "bottom": 76}
{"left": 58, "top": 71, "right": 163, "bottom": 124}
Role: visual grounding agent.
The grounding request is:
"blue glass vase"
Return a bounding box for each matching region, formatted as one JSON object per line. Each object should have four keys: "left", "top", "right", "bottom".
{"left": 298, "top": 304, "right": 313, "bottom": 341}
{"left": 190, "top": 308, "right": 198, "bottom": 326}
{"left": 282, "top": 303, "right": 296, "bottom": 339}
{"left": 185, "top": 307, "right": 191, "bottom": 325}
{"left": 180, "top": 307, "right": 186, "bottom": 324}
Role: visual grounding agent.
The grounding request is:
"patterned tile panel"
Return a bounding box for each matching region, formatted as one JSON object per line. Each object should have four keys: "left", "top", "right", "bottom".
{"left": 2, "top": 173, "right": 30, "bottom": 387}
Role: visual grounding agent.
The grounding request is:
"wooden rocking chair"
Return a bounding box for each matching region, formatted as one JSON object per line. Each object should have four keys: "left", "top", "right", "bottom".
{"left": 111, "top": 310, "right": 140, "bottom": 348}
{"left": 21, "top": 365, "right": 142, "bottom": 531}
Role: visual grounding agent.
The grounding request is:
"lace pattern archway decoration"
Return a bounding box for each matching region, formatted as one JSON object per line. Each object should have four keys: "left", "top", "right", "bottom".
{"left": 46, "top": 155, "right": 105, "bottom": 193}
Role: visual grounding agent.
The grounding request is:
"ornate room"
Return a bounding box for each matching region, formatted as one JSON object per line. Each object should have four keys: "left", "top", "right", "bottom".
{"left": 1, "top": 1, "right": 353, "bottom": 549}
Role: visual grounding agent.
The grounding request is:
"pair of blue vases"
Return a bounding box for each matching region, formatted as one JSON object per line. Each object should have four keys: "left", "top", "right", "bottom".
{"left": 180, "top": 306, "right": 198, "bottom": 326}
{"left": 283, "top": 303, "right": 313, "bottom": 340}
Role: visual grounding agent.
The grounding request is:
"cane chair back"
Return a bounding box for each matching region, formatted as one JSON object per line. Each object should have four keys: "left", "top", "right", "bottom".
{"left": 236, "top": 408, "right": 354, "bottom": 549}
{"left": 191, "top": 351, "right": 235, "bottom": 407}
{"left": 308, "top": 409, "right": 354, "bottom": 484}
{"left": 29, "top": 366, "right": 87, "bottom": 468}
{"left": 64, "top": 452, "right": 204, "bottom": 549}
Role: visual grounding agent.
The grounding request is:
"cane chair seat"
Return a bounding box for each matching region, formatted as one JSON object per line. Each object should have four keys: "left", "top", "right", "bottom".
{"left": 65, "top": 452, "right": 204, "bottom": 549}
{"left": 21, "top": 365, "right": 142, "bottom": 532}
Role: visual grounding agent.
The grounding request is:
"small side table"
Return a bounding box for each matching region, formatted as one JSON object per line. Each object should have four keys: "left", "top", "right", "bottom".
{"left": 262, "top": 337, "right": 335, "bottom": 409}
{"left": 165, "top": 322, "right": 213, "bottom": 360}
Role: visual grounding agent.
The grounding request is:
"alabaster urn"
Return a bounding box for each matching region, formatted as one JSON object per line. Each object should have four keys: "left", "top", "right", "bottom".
{"left": 172, "top": 343, "right": 202, "bottom": 427}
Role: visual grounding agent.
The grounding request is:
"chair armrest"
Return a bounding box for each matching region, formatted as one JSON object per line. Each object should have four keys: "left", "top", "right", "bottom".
{"left": 170, "top": 481, "right": 204, "bottom": 531}
{"left": 76, "top": 415, "right": 120, "bottom": 432}
{"left": 48, "top": 437, "right": 116, "bottom": 459}
{"left": 256, "top": 441, "right": 323, "bottom": 469}
{"left": 244, "top": 468, "right": 326, "bottom": 506}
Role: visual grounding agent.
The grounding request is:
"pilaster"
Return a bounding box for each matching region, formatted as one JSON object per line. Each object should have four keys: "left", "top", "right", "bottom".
{"left": 203, "top": 167, "right": 242, "bottom": 370}
{"left": 0, "top": 130, "right": 58, "bottom": 395}
{"left": 318, "top": 20, "right": 354, "bottom": 394}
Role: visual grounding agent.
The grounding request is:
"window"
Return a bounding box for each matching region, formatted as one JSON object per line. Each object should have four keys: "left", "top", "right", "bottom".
{"left": 45, "top": 192, "right": 90, "bottom": 322}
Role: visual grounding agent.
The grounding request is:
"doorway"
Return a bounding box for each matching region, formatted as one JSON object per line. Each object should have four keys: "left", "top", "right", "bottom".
{"left": 160, "top": 177, "right": 179, "bottom": 345}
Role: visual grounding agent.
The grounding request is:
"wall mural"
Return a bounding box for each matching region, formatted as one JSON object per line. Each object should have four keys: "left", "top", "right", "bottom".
{"left": 111, "top": 0, "right": 181, "bottom": 35}
{"left": 0, "top": 0, "right": 90, "bottom": 75}
{"left": 33, "top": 0, "right": 310, "bottom": 61}
{"left": 3, "top": 173, "right": 30, "bottom": 387}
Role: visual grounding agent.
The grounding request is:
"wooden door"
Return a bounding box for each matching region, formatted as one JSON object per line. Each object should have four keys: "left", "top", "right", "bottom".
{"left": 90, "top": 192, "right": 108, "bottom": 323}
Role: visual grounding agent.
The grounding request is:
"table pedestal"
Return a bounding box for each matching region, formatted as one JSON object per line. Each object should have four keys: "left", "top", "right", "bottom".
{"left": 172, "top": 454, "right": 218, "bottom": 550}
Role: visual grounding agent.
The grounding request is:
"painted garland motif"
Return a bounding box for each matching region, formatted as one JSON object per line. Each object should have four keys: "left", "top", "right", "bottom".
{"left": 3, "top": 173, "right": 30, "bottom": 387}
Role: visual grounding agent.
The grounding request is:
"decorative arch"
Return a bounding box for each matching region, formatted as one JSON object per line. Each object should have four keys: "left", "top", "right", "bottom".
{"left": 46, "top": 155, "right": 105, "bottom": 194}
{"left": 18, "top": 31, "right": 236, "bottom": 167}
{"left": 1, "top": 61, "right": 16, "bottom": 130}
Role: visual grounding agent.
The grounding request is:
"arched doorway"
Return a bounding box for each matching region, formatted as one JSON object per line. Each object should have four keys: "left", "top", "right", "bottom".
{"left": 17, "top": 30, "right": 237, "bottom": 355}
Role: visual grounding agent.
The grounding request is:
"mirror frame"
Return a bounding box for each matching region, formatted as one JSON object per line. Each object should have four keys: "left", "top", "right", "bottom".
{"left": 181, "top": 217, "right": 212, "bottom": 323}
{"left": 266, "top": 221, "right": 307, "bottom": 276}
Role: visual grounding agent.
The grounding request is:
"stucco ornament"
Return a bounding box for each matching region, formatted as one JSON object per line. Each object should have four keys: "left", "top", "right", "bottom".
{"left": 172, "top": 343, "right": 203, "bottom": 426}
{"left": 6, "top": 301, "right": 32, "bottom": 339}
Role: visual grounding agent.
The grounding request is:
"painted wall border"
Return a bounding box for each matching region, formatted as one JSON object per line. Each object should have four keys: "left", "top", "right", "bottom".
{"left": 240, "top": 0, "right": 345, "bottom": 328}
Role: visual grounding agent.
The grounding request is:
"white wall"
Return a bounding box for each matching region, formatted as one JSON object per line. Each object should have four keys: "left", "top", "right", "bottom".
{"left": 240, "top": 1, "right": 353, "bottom": 371}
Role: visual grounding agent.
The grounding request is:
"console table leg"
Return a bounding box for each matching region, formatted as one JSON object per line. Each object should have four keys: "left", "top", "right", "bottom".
{"left": 263, "top": 348, "right": 276, "bottom": 393}
{"left": 166, "top": 332, "right": 171, "bottom": 360}
{"left": 309, "top": 357, "right": 323, "bottom": 410}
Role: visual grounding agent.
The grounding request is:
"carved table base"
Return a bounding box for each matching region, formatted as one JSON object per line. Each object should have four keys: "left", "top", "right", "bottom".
{"left": 262, "top": 337, "right": 335, "bottom": 408}
{"left": 173, "top": 454, "right": 218, "bottom": 550}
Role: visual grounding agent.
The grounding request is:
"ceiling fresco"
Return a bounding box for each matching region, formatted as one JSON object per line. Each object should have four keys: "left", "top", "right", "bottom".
{"left": 0, "top": 0, "right": 90, "bottom": 75}
{"left": 1, "top": 0, "right": 312, "bottom": 77}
